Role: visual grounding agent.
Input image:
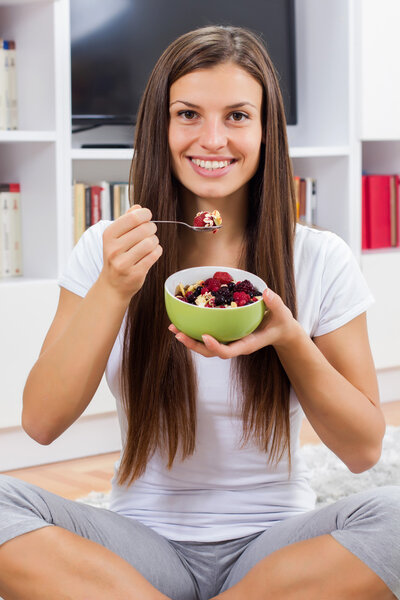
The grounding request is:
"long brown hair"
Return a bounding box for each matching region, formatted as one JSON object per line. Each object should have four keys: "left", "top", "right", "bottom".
{"left": 118, "top": 26, "right": 297, "bottom": 485}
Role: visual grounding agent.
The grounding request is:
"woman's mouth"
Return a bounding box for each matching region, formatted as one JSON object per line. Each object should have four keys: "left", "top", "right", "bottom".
{"left": 188, "top": 157, "right": 237, "bottom": 177}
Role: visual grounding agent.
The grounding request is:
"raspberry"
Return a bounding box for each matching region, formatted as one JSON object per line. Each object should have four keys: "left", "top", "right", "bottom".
{"left": 193, "top": 212, "right": 207, "bottom": 227}
{"left": 233, "top": 291, "right": 251, "bottom": 307}
{"left": 213, "top": 271, "right": 233, "bottom": 284}
{"left": 204, "top": 278, "right": 222, "bottom": 292}
{"left": 234, "top": 279, "right": 260, "bottom": 297}
{"left": 177, "top": 295, "right": 187, "bottom": 302}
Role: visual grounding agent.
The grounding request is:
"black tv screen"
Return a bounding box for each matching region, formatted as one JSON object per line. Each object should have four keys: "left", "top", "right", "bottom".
{"left": 71, "top": 0, "right": 297, "bottom": 126}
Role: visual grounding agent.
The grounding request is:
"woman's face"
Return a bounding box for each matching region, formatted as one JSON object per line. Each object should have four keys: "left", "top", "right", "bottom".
{"left": 168, "top": 62, "right": 263, "bottom": 201}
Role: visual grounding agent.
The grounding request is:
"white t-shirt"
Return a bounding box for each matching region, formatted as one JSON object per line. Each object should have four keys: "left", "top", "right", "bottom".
{"left": 58, "top": 222, "right": 374, "bottom": 541}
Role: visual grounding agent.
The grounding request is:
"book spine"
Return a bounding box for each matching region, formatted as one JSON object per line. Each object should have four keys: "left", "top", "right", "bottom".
{"left": 1, "top": 190, "right": 12, "bottom": 277}
{"left": 90, "top": 185, "right": 102, "bottom": 225}
{"left": 123, "top": 183, "right": 130, "bottom": 212}
{"left": 109, "top": 184, "right": 114, "bottom": 220}
{"left": 366, "top": 175, "right": 392, "bottom": 249}
{"left": 100, "top": 181, "right": 111, "bottom": 220}
{"left": 305, "top": 177, "right": 313, "bottom": 225}
{"left": 84, "top": 186, "right": 91, "bottom": 229}
{"left": 3, "top": 40, "right": 12, "bottom": 130}
{"left": 113, "top": 184, "right": 121, "bottom": 220}
{"left": 298, "top": 178, "right": 306, "bottom": 223}
{"left": 294, "top": 176, "right": 300, "bottom": 220}
{"left": 362, "top": 175, "right": 369, "bottom": 249}
{"left": 10, "top": 184, "right": 22, "bottom": 276}
{"left": 7, "top": 41, "right": 18, "bottom": 130}
{"left": 73, "top": 183, "right": 86, "bottom": 245}
{"left": 311, "top": 179, "right": 317, "bottom": 225}
{"left": 0, "top": 40, "right": 5, "bottom": 130}
{"left": 390, "top": 175, "right": 397, "bottom": 247}
{"left": 397, "top": 175, "right": 400, "bottom": 248}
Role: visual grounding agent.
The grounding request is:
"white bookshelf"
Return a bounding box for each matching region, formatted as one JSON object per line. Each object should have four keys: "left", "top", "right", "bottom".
{"left": 0, "top": 0, "right": 399, "bottom": 469}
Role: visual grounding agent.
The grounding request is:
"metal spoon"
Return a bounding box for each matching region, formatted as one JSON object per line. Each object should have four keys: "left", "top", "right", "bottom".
{"left": 151, "top": 220, "right": 222, "bottom": 232}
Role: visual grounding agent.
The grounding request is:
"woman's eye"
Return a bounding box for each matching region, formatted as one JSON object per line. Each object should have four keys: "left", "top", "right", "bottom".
{"left": 230, "top": 112, "right": 248, "bottom": 122}
{"left": 178, "top": 110, "right": 197, "bottom": 120}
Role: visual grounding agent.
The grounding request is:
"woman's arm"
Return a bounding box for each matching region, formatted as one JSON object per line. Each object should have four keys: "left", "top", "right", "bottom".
{"left": 273, "top": 310, "right": 385, "bottom": 473}
{"left": 169, "top": 287, "right": 385, "bottom": 473}
{"left": 22, "top": 207, "right": 162, "bottom": 445}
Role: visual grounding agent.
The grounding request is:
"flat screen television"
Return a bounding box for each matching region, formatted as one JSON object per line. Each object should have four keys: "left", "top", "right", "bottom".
{"left": 70, "top": 0, "right": 297, "bottom": 128}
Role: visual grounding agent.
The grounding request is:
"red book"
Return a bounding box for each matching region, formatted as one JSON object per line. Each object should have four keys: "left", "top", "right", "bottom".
{"left": 90, "top": 185, "right": 102, "bottom": 225}
{"left": 361, "top": 175, "right": 369, "bottom": 249}
{"left": 366, "top": 175, "right": 392, "bottom": 249}
{"left": 396, "top": 175, "right": 400, "bottom": 248}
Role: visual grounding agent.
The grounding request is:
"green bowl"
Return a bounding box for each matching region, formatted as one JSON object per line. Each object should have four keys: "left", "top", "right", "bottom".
{"left": 165, "top": 266, "right": 267, "bottom": 343}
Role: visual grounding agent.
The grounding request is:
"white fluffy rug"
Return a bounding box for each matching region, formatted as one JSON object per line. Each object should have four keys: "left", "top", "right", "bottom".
{"left": 78, "top": 425, "right": 400, "bottom": 509}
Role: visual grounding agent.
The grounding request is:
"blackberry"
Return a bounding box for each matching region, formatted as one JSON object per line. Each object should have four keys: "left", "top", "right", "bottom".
{"left": 186, "top": 286, "right": 202, "bottom": 303}
{"left": 214, "top": 287, "right": 233, "bottom": 306}
{"left": 227, "top": 281, "right": 236, "bottom": 291}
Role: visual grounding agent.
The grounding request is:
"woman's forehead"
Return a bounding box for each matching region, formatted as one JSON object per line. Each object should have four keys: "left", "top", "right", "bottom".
{"left": 169, "top": 64, "right": 263, "bottom": 108}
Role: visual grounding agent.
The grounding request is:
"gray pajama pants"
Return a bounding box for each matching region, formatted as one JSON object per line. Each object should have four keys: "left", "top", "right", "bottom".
{"left": 0, "top": 474, "right": 399, "bottom": 599}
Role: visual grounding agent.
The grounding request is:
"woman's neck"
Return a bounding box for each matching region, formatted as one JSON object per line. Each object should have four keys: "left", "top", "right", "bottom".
{"left": 178, "top": 186, "right": 248, "bottom": 269}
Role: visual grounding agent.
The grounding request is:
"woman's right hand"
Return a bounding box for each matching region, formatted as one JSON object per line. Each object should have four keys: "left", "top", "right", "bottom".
{"left": 99, "top": 205, "right": 163, "bottom": 304}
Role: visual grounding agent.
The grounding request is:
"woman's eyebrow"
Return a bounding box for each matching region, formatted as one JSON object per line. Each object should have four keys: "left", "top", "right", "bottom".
{"left": 169, "top": 100, "right": 258, "bottom": 109}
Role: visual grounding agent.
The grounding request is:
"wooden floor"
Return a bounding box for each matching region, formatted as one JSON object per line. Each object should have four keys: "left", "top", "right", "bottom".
{"left": 3, "top": 400, "right": 400, "bottom": 500}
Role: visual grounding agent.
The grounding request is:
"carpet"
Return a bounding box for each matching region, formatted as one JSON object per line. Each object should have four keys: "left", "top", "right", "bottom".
{"left": 78, "top": 425, "right": 400, "bottom": 509}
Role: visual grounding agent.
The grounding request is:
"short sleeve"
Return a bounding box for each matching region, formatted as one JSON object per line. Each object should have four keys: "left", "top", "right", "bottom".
{"left": 313, "top": 233, "right": 374, "bottom": 337}
{"left": 57, "top": 220, "right": 110, "bottom": 297}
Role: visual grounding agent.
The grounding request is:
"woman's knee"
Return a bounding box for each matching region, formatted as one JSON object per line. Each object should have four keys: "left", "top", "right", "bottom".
{"left": 340, "top": 485, "right": 400, "bottom": 530}
{"left": 0, "top": 474, "right": 52, "bottom": 520}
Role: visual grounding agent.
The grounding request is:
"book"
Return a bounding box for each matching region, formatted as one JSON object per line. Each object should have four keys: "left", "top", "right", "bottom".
{"left": 113, "top": 184, "right": 121, "bottom": 220}
{"left": 361, "top": 175, "right": 369, "bottom": 250}
{"left": 84, "top": 185, "right": 91, "bottom": 229}
{"left": 390, "top": 175, "right": 397, "bottom": 246}
{"left": 365, "top": 175, "right": 392, "bottom": 249}
{"left": 396, "top": 175, "right": 400, "bottom": 248}
{"left": 298, "top": 178, "right": 306, "bottom": 222}
{"left": 73, "top": 183, "right": 86, "bottom": 245}
{"left": 90, "top": 185, "right": 102, "bottom": 225}
{"left": 100, "top": 181, "right": 111, "bottom": 220}
{"left": 0, "top": 40, "right": 18, "bottom": 130}
{"left": 294, "top": 176, "right": 300, "bottom": 220}
{"left": 294, "top": 176, "right": 317, "bottom": 226}
{"left": 6, "top": 41, "right": 17, "bottom": 130}
{"left": 72, "top": 180, "right": 129, "bottom": 243}
{"left": 0, "top": 183, "right": 21, "bottom": 277}
{"left": 0, "top": 40, "right": 5, "bottom": 130}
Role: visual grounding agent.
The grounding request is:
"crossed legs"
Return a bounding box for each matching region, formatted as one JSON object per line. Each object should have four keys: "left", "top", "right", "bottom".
{"left": 214, "top": 533, "right": 395, "bottom": 600}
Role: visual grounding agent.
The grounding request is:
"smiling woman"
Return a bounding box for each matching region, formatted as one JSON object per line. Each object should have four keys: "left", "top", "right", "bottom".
{"left": 0, "top": 24, "right": 399, "bottom": 600}
{"left": 168, "top": 63, "right": 262, "bottom": 199}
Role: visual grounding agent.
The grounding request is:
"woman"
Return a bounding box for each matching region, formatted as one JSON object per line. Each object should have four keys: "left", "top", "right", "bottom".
{"left": 0, "top": 26, "right": 398, "bottom": 600}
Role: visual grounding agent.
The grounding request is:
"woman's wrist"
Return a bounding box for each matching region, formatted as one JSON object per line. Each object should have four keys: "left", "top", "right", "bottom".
{"left": 272, "top": 316, "right": 306, "bottom": 354}
{"left": 94, "top": 273, "right": 133, "bottom": 313}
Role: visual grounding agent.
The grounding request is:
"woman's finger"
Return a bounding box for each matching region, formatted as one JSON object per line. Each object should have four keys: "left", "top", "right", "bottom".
{"left": 168, "top": 328, "right": 216, "bottom": 357}
{"left": 202, "top": 332, "right": 264, "bottom": 358}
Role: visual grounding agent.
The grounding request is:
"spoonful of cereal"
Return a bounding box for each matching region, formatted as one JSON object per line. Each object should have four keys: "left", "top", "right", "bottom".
{"left": 152, "top": 209, "right": 222, "bottom": 232}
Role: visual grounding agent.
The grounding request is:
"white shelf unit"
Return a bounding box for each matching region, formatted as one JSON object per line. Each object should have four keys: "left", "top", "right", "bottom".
{"left": 1, "top": 0, "right": 399, "bottom": 470}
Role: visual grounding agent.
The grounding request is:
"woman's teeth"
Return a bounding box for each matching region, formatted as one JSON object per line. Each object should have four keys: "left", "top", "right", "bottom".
{"left": 191, "top": 158, "right": 232, "bottom": 170}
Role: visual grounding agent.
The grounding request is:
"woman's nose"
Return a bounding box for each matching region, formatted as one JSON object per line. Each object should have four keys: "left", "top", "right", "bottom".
{"left": 199, "top": 118, "right": 227, "bottom": 151}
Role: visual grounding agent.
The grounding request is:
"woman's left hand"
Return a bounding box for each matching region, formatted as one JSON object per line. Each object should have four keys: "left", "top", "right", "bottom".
{"left": 168, "top": 287, "right": 300, "bottom": 358}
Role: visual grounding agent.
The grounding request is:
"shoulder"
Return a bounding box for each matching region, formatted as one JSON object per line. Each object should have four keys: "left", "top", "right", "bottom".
{"left": 294, "top": 224, "right": 353, "bottom": 276}
{"left": 58, "top": 220, "right": 112, "bottom": 297}
{"left": 295, "top": 223, "right": 347, "bottom": 258}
